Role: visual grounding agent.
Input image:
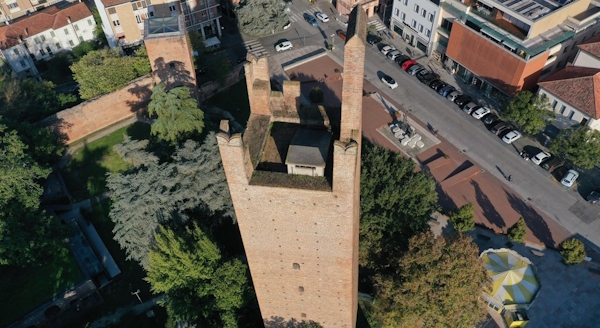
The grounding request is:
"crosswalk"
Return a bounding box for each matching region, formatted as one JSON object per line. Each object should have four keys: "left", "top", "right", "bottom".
{"left": 288, "top": 8, "right": 321, "bottom": 23}
{"left": 368, "top": 19, "right": 387, "bottom": 32}
{"left": 242, "top": 39, "right": 269, "bottom": 57}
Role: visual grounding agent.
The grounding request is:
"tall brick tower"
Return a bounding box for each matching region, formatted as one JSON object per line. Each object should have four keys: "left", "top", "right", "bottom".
{"left": 217, "top": 6, "right": 366, "bottom": 327}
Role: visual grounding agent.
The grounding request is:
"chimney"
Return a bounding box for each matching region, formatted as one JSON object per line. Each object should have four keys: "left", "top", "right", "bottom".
{"left": 67, "top": 16, "right": 72, "bottom": 24}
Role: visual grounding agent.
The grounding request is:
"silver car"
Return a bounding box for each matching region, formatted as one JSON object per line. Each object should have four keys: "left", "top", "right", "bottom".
{"left": 407, "top": 64, "right": 425, "bottom": 76}
{"left": 446, "top": 90, "right": 461, "bottom": 102}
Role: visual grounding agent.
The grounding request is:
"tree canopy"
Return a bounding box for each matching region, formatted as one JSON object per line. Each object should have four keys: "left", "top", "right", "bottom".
{"left": 507, "top": 217, "right": 527, "bottom": 243}
{"left": 450, "top": 203, "right": 475, "bottom": 232}
{"left": 236, "top": 0, "right": 289, "bottom": 36}
{"left": 146, "top": 224, "right": 249, "bottom": 326}
{"left": 502, "top": 91, "right": 550, "bottom": 135}
{"left": 549, "top": 126, "right": 600, "bottom": 169}
{"left": 148, "top": 83, "right": 204, "bottom": 144}
{"left": 373, "top": 232, "right": 489, "bottom": 328}
{"left": 71, "top": 48, "right": 151, "bottom": 99}
{"left": 560, "top": 237, "right": 586, "bottom": 265}
{"left": 107, "top": 133, "right": 234, "bottom": 266}
{"left": 360, "top": 143, "right": 439, "bottom": 271}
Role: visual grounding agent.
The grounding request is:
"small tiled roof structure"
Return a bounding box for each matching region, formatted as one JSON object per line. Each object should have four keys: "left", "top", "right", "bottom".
{"left": 100, "top": 0, "right": 132, "bottom": 7}
{"left": 578, "top": 33, "right": 600, "bottom": 59}
{"left": 0, "top": 2, "right": 92, "bottom": 50}
{"left": 285, "top": 129, "right": 332, "bottom": 167}
{"left": 538, "top": 66, "right": 600, "bottom": 119}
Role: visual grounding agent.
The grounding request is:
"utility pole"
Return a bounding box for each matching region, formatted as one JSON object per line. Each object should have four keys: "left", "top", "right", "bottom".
{"left": 131, "top": 289, "right": 143, "bottom": 304}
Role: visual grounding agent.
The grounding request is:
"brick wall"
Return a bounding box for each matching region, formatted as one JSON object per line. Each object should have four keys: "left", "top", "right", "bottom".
{"left": 41, "top": 75, "right": 154, "bottom": 144}
{"left": 144, "top": 32, "right": 197, "bottom": 92}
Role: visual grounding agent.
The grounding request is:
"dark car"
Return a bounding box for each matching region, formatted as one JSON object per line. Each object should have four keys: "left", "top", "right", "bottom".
{"left": 366, "top": 34, "right": 382, "bottom": 45}
{"left": 541, "top": 156, "right": 565, "bottom": 173}
{"left": 438, "top": 85, "right": 456, "bottom": 97}
{"left": 587, "top": 189, "right": 600, "bottom": 204}
{"left": 394, "top": 54, "right": 411, "bottom": 65}
{"left": 431, "top": 80, "right": 447, "bottom": 92}
{"left": 483, "top": 113, "right": 500, "bottom": 126}
{"left": 304, "top": 13, "right": 318, "bottom": 26}
{"left": 420, "top": 73, "right": 439, "bottom": 85}
{"left": 490, "top": 121, "right": 511, "bottom": 136}
{"left": 416, "top": 69, "right": 430, "bottom": 80}
{"left": 454, "top": 95, "right": 472, "bottom": 108}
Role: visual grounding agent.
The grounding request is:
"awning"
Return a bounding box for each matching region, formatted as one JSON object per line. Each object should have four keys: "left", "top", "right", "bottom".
{"left": 481, "top": 26, "right": 504, "bottom": 42}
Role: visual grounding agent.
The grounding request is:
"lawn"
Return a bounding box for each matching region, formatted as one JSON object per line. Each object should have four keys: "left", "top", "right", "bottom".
{"left": 62, "top": 122, "right": 151, "bottom": 202}
{"left": 205, "top": 79, "right": 250, "bottom": 128}
{"left": 0, "top": 244, "right": 83, "bottom": 327}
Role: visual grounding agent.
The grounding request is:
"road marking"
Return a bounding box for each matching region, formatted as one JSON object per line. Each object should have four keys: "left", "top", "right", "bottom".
{"left": 368, "top": 19, "right": 387, "bottom": 31}
{"left": 243, "top": 39, "right": 269, "bottom": 57}
{"left": 288, "top": 9, "right": 321, "bottom": 22}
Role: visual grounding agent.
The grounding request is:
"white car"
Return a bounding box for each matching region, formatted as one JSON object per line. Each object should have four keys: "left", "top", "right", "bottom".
{"left": 381, "top": 74, "right": 398, "bottom": 89}
{"left": 502, "top": 130, "right": 522, "bottom": 144}
{"left": 531, "top": 151, "right": 551, "bottom": 165}
{"left": 472, "top": 107, "right": 491, "bottom": 119}
{"left": 560, "top": 169, "right": 579, "bottom": 189}
{"left": 316, "top": 12, "right": 329, "bottom": 22}
{"left": 275, "top": 40, "right": 293, "bottom": 52}
{"left": 380, "top": 45, "right": 396, "bottom": 55}
{"left": 283, "top": 21, "right": 291, "bottom": 30}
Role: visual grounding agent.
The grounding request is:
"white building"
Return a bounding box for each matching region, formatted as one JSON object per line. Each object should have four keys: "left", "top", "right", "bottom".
{"left": 389, "top": 0, "right": 441, "bottom": 55}
{"left": 0, "top": 2, "right": 95, "bottom": 77}
{"left": 573, "top": 33, "right": 600, "bottom": 69}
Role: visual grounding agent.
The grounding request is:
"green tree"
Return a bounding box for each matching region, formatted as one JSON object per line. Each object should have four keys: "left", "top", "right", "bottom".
{"left": 507, "top": 217, "right": 527, "bottom": 243}
{"left": 236, "top": 0, "right": 289, "bottom": 36}
{"left": 71, "top": 49, "right": 150, "bottom": 100}
{"left": 549, "top": 126, "right": 600, "bottom": 169}
{"left": 450, "top": 203, "right": 475, "bottom": 232}
{"left": 72, "top": 41, "right": 99, "bottom": 60}
{"left": 146, "top": 224, "right": 249, "bottom": 326}
{"left": 108, "top": 134, "right": 234, "bottom": 266}
{"left": 207, "top": 53, "right": 233, "bottom": 86}
{"left": 360, "top": 143, "right": 439, "bottom": 271}
{"left": 502, "top": 91, "right": 549, "bottom": 135}
{"left": 560, "top": 237, "right": 586, "bottom": 265}
{"left": 133, "top": 46, "right": 152, "bottom": 76}
{"left": 0, "top": 124, "right": 67, "bottom": 266}
{"left": 91, "top": 7, "right": 108, "bottom": 46}
{"left": 373, "top": 232, "right": 488, "bottom": 328}
{"left": 148, "top": 83, "right": 204, "bottom": 144}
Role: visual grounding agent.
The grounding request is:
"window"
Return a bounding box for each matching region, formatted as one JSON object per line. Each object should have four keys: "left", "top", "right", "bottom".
{"left": 136, "top": 15, "right": 141, "bottom": 23}
{"left": 428, "top": 12, "right": 434, "bottom": 22}
{"left": 113, "top": 20, "right": 120, "bottom": 26}
{"left": 169, "top": 4, "right": 176, "bottom": 11}
{"left": 40, "top": 35, "right": 46, "bottom": 42}
{"left": 20, "top": 60, "right": 26, "bottom": 67}
{"left": 414, "top": 4, "right": 419, "bottom": 12}
{"left": 293, "top": 263, "right": 300, "bottom": 270}
{"left": 34, "top": 37, "right": 40, "bottom": 44}
{"left": 568, "top": 110, "right": 575, "bottom": 119}
{"left": 39, "top": 49, "right": 45, "bottom": 56}
{"left": 7, "top": 2, "right": 19, "bottom": 9}
{"left": 74, "top": 24, "right": 80, "bottom": 31}
{"left": 64, "top": 28, "right": 69, "bottom": 35}
{"left": 394, "top": 8, "right": 399, "bottom": 16}
{"left": 559, "top": 105, "right": 566, "bottom": 114}
{"left": 149, "top": 11, "right": 154, "bottom": 17}
{"left": 108, "top": 8, "right": 116, "bottom": 14}
{"left": 13, "top": 49, "right": 19, "bottom": 55}
{"left": 401, "top": 12, "right": 406, "bottom": 21}
{"left": 132, "top": 2, "right": 138, "bottom": 10}
{"left": 418, "top": 24, "right": 423, "bottom": 33}
{"left": 55, "top": 42, "right": 61, "bottom": 49}
{"left": 411, "top": 19, "right": 416, "bottom": 28}
{"left": 69, "top": 40, "right": 75, "bottom": 46}
{"left": 50, "top": 31, "right": 56, "bottom": 37}
{"left": 88, "top": 19, "right": 93, "bottom": 26}
{"left": 550, "top": 100, "right": 557, "bottom": 109}
{"left": 402, "top": 0, "right": 407, "bottom": 4}
{"left": 421, "top": 8, "right": 426, "bottom": 17}
{"left": 425, "top": 29, "right": 431, "bottom": 37}
{"left": 78, "top": 36, "right": 84, "bottom": 42}
{"left": 46, "top": 46, "right": 52, "bottom": 55}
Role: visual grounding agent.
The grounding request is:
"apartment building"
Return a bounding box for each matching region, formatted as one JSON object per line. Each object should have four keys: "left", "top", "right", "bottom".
{"left": 337, "top": 0, "right": 378, "bottom": 17}
{"left": 0, "top": 0, "right": 74, "bottom": 23}
{"left": 0, "top": 2, "right": 95, "bottom": 77}
{"left": 95, "top": 0, "right": 221, "bottom": 48}
{"left": 431, "top": 0, "right": 600, "bottom": 101}
{"left": 390, "top": 0, "right": 441, "bottom": 55}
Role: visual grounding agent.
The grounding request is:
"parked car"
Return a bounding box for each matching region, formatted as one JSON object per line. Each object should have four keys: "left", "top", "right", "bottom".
{"left": 304, "top": 13, "right": 318, "bottom": 26}
{"left": 416, "top": 69, "right": 430, "bottom": 80}
{"left": 490, "top": 121, "right": 510, "bottom": 135}
{"left": 283, "top": 21, "right": 291, "bottom": 29}
{"left": 407, "top": 64, "right": 425, "bottom": 75}
{"left": 446, "top": 90, "right": 461, "bottom": 102}
{"left": 275, "top": 40, "right": 293, "bottom": 52}
{"left": 381, "top": 74, "right": 398, "bottom": 89}
{"left": 438, "top": 85, "right": 456, "bottom": 97}
{"left": 336, "top": 29, "right": 346, "bottom": 41}
{"left": 315, "top": 12, "right": 329, "bottom": 22}
{"left": 402, "top": 59, "right": 418, "bottom": 71}
{"left": 462, "top": 102, "right": 481, "bottom": 115}
{"left": 587, "top": 189, "right": 600, "bottom": 204}
{"left": 380, "top": 45, "right": 396, "bottom": 55}
{"left": 367, "top": 34, "right": 382, "bottom": 45}
{"left": 531, "top": 151, "right": 551, "bottom": 165}
{"left": 471, "top": 106, "right": 491, "bottom": 119}
{"left": 394, "top": 54, "right": 411, "bottom": 65}
{"left": 386, "top": 50, "right": 402, "bottom": 60}
{"left": 560, "top": 169, "right": 579, "bottom": 189}
{"left": 483, "top": 113, "right": 499, "bottom": 125}
{"left": 502, "top": 130, "right": 522, "bottom": 144}
{"left": 429, "top": 80, "right": 446, "bottom": 91}
{"left": 541, "top": 156, "right": 564, "bottom": 172}
{"left": 454, "top": 95, "right": 472, "bottom": 108}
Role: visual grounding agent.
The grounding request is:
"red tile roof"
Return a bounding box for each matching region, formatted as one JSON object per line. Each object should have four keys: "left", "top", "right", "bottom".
{"left": 538, "top": 66, "right": 600, "bottom": 119}
{"left": 100, "top": 0, "right": 132, "bottom": 7}
{"left": 578, "top": 34, "right": 600, "bottom": 59}
{"left": 0, "top": 2, "right": 92, "bottom": 50}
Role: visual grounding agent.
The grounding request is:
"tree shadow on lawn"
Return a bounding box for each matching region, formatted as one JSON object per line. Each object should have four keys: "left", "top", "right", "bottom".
{"left": 503, "top": 189, "right": 557, "bottom": 248}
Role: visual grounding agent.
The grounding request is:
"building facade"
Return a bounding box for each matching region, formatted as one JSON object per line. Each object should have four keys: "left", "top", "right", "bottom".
{"left": 0, "top": 0, "right": 73, "bottom": 23}
{"left": 337, "top": 0, "right": 377, "bottom": 18}
{"left": 216, "top": 6, "right": 367, "bottom": 327}
{"left": 0, "top": 2, "right": 95, "bottom": 77}
{"left": 389, "top": 0, "right": 440, "bottom": 55}
{"left": 432, "top": 0, "right": 600, "bottom": 100}
{"left": 95, "top": 0, "right": 221, "bottom": 48}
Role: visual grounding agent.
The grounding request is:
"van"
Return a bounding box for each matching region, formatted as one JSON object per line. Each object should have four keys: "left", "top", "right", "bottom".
{"left": 541, "top": 156, "right": 565, "bottom": 173}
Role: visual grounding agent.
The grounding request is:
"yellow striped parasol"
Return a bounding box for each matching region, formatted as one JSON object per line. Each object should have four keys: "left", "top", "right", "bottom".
{"left": 481, "top": 249, "right": 540, "bottom": 305}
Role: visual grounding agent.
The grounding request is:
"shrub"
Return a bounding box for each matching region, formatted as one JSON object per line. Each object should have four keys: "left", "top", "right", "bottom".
{"left": 450, "top": 203, "right": 475, "bottom": 232}
{"left": 507, "top": 217, "right": 526, "bottom": 243}
{"left": 560, "top": 238, "right": 586, "bottom": 265}
{"left": 309, "top": 87, "right": 324, "bottom": 103}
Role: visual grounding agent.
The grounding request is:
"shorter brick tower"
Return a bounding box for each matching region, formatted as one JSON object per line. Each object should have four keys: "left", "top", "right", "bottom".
{"left": 143, "top": 15, "right": 197, "bottom": 91}
{"left": 217, "top": 6, "right": 367, "bottom": 327}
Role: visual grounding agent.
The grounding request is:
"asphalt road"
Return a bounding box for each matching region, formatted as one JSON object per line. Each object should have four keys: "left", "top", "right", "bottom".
{"left": 241, "top": 3, "right": 600, "bottom": 251}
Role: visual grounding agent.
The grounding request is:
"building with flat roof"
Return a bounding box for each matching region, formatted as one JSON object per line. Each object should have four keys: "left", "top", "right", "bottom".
{"left": 390, "top": 0, "right": 441, "bottom": 55}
